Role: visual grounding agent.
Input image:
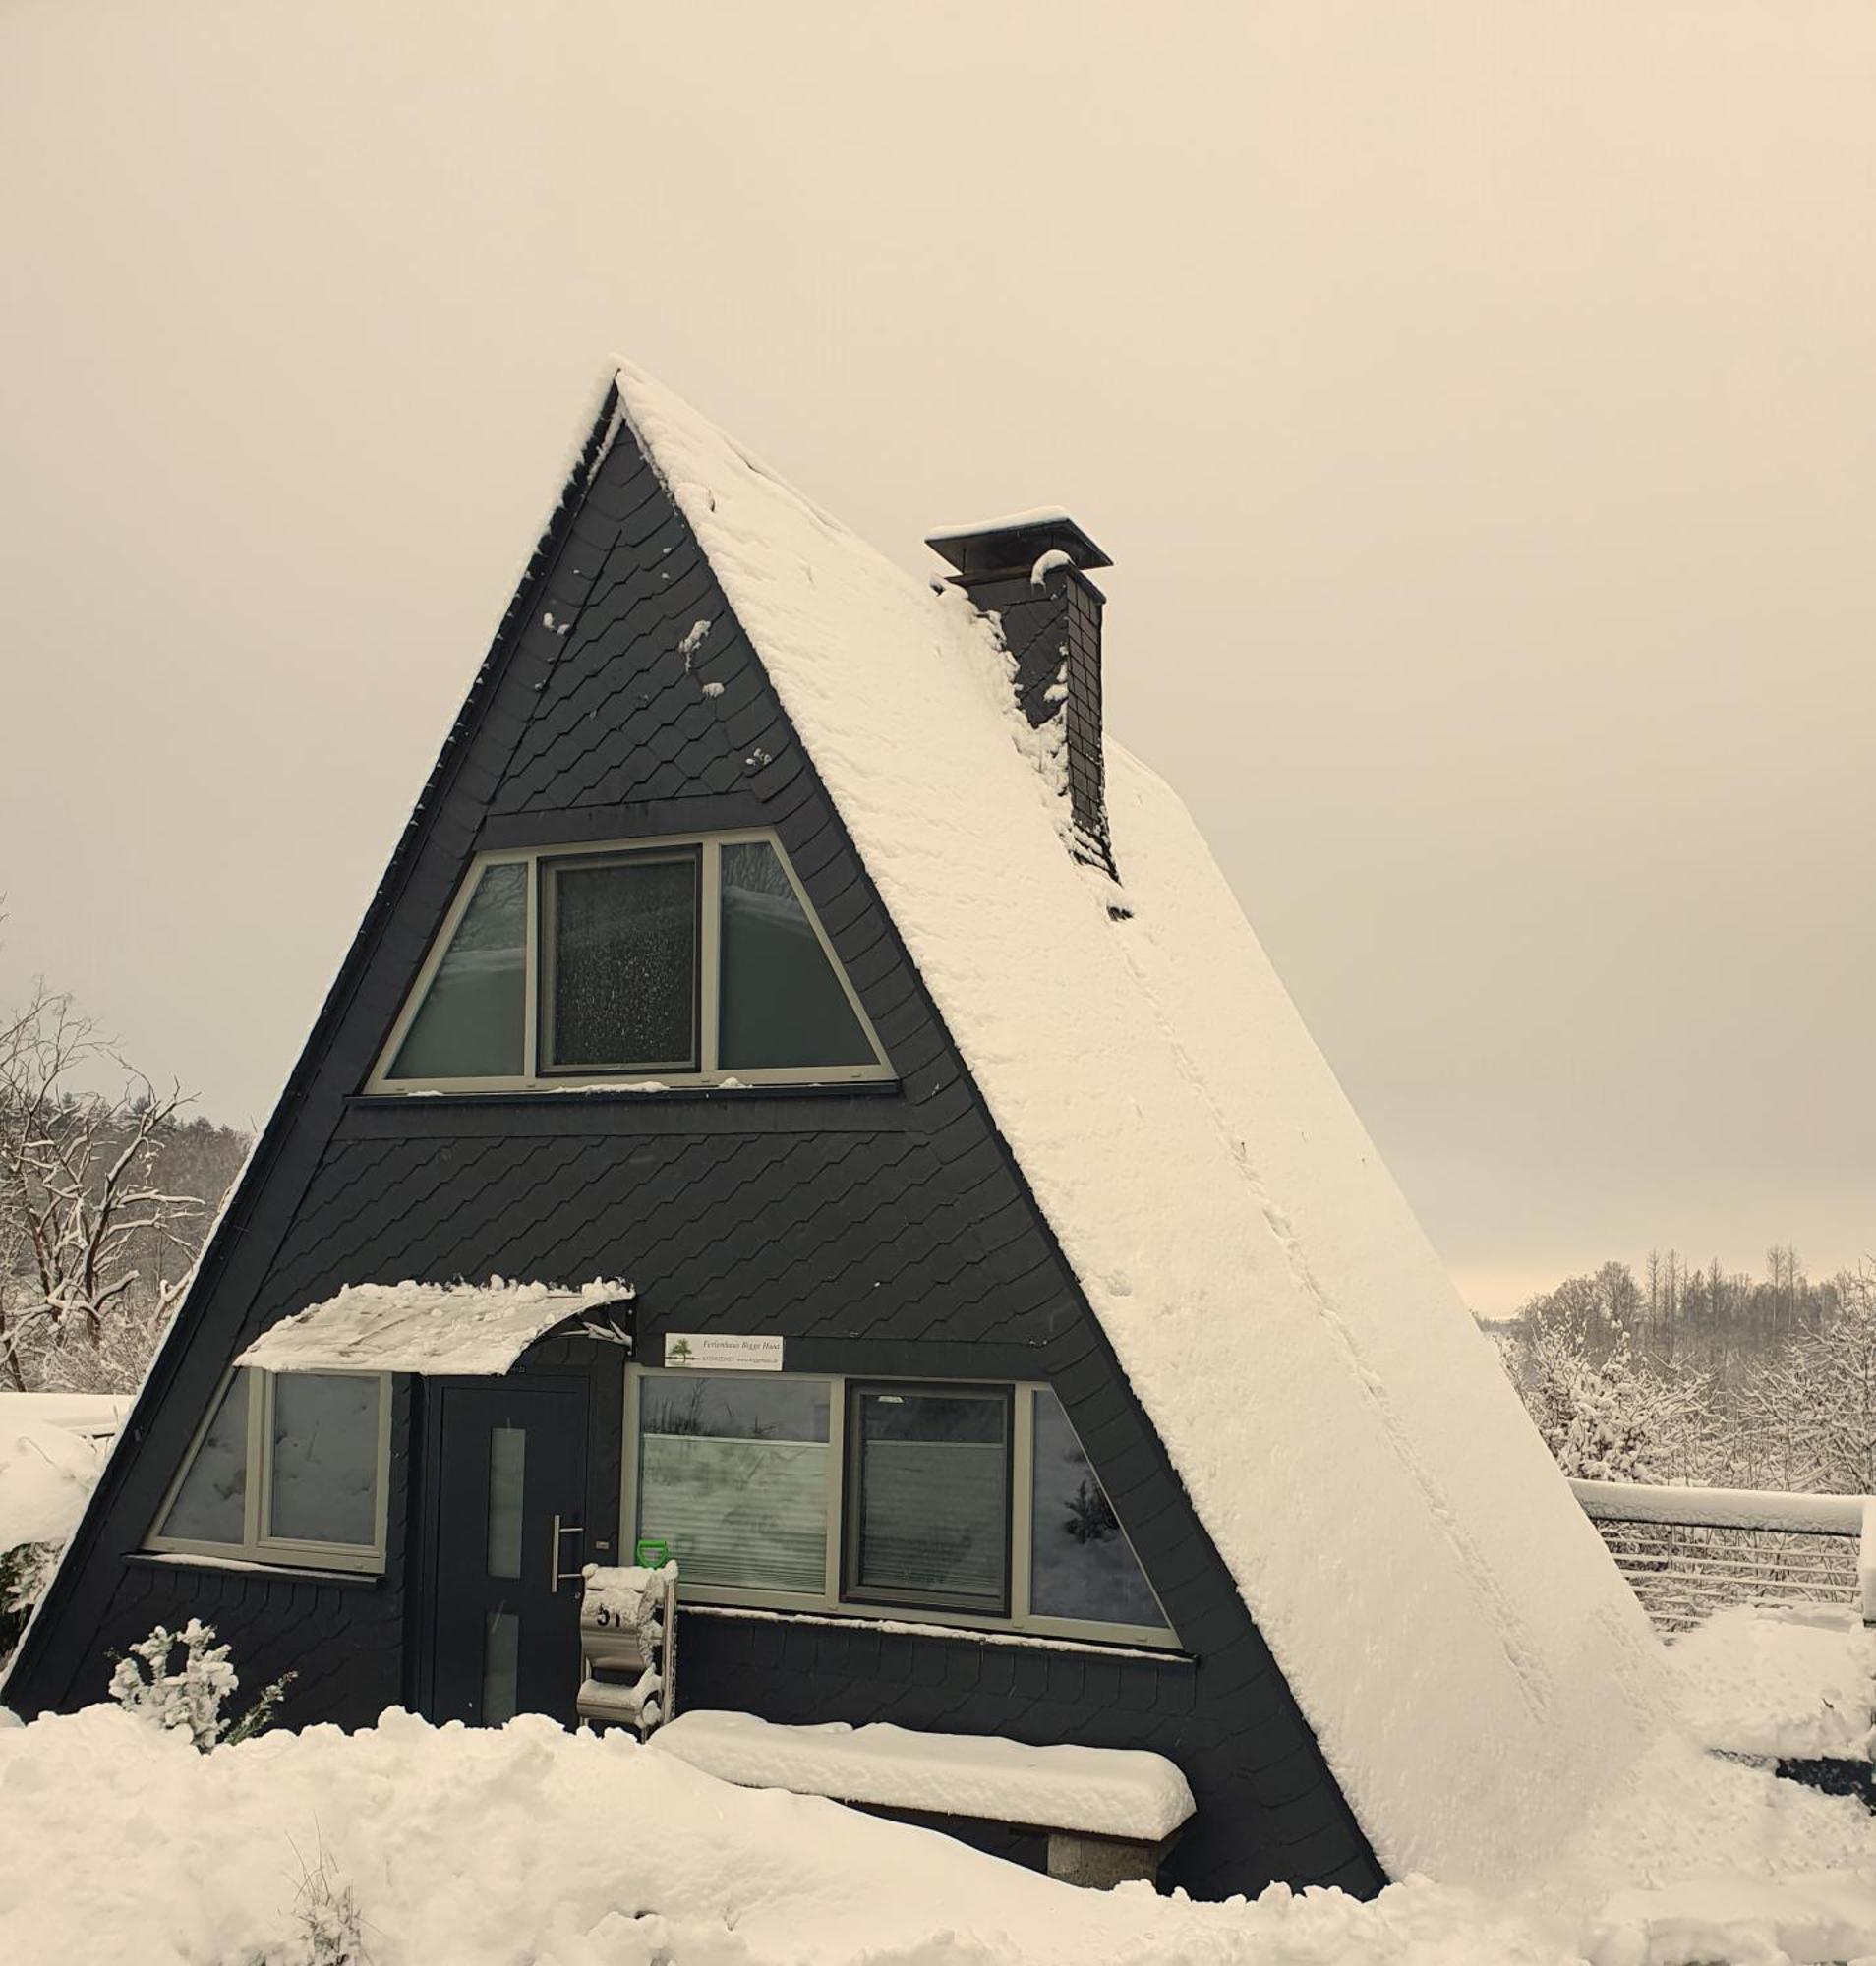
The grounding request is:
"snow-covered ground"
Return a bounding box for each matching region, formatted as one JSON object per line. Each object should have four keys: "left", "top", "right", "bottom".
{"left": 0, "top": 1701, "right": 1873, "bottom": 1966}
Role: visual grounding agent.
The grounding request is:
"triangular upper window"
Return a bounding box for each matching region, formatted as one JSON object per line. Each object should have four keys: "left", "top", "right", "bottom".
{"left": 387, "top": 861, "right": 527, "bottom": 1080}
{"left": 371, "top": 831, "right": 890, "bottom": 1091}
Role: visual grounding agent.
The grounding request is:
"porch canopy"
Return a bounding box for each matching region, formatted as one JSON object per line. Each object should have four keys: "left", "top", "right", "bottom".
{"left": 236, "top": 1277, "right": 634, "bottom": 1377}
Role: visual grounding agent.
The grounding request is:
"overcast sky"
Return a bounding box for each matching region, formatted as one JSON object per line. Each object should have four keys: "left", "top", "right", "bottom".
{"left": 2, "top": 3, "right": 1871, "bottom": 1315}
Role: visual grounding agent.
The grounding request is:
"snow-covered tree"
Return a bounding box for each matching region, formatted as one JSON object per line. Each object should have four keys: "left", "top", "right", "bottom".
{"left": 1747, "top": 1265, "right": 1876, "bottom": 1495}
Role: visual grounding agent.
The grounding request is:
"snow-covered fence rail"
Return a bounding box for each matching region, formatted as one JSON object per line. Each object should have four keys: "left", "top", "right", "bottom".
{"left": 1572, "top": 1478, "right": 1876, "bottom": 1636}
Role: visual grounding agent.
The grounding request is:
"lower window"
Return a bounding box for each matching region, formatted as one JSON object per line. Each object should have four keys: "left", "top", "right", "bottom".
{"left": 147, "top": 1367, "right": 389, "bottom": 1573}
{"left": 627, "top": 1370, "right": 1176, "bottom": 1646}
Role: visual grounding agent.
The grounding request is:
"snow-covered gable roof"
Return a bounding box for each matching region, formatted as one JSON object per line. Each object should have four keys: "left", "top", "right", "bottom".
{"left": 237, "top": 1279, "right": 633, "bottom": 1376}
{"left": 605, "top": 361, "right": 1668, "bottom": 1887}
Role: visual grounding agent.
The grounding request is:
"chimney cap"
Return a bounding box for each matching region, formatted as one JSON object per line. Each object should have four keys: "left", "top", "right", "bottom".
{"left": 924, "top": 508, "right": 1111, "bottom": 584}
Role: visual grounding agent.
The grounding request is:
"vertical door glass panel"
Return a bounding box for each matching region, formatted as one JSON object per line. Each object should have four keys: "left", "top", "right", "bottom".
{"left": 387, "top": 862, "right": 526, "bottom": 1080}
{"left": 486, "top": 1425, "right": 526, "bottom": 1580}
{"left": 158, "top": 1369, "right": 251, "bottom": 1544}
{"left": 482, "top": 1608, "right": 519, "bottom": 1724}
{"left": 637, "top": 1374, "right": 829, "bottom": 1592}
{"left": 850, "top": 1388, "right": 1008, "bottom": 1610}
{"left": 267, "top": 1372, "right": 381, "bottom": 1546}
{"left": 718, "top": 841, "right": 874, "bottom": 1070}
{"left": 1028, "top": 1390, "right": 1170, "bottom": 1631}
{"left": 548, "top": 857, "right": 697, "bottom": 1069}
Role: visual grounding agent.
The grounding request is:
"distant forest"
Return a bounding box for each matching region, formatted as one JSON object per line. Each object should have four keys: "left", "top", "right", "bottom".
{"left": 1492, "top": 1249, "right": 1876, "bottom": 1497}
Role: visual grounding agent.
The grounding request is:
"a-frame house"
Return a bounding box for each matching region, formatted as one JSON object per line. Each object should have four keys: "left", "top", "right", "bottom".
{"left": 4, "top": 364, "right": 1664, "bottom": 1899}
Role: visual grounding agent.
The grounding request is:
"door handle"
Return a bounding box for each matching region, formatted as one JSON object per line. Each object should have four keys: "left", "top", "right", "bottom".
{"left": 551, "top": 1515, "right": 585, "bottom": 1592}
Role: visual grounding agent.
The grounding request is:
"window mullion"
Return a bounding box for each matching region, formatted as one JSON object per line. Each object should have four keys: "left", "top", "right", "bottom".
{"left": 618, "top": 1367, "right": 641, "bottom": 1563}
{"left": 247, "top": 1370, "right": 269, "bottom": 1555}
{"left": 1011, "top": 1385, "right": 1035, "bottom": 1623}
{"left": 700, "top": 838, "right": 722, "bottom": 1075}
{"left": 523, "top": 856, "right": 541, "bottom": 1080}
{"left": 825, "top": 1375, "right": 846, "bottom": 1609}
{"left": 375, "top": 1372, "right": 393, "bottom": 1558}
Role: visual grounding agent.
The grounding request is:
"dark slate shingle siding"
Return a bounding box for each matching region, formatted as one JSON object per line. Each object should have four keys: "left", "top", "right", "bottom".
{"left": 7, "top": 405, "right": 1382, "bottom": 1902}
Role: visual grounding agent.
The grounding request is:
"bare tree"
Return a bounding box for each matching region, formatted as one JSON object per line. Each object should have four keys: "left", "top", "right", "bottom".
{"left": 0, "top": 983, "right": 204, "bottom": 1391}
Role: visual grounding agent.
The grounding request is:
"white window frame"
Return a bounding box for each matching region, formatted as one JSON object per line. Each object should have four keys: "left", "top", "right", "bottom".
{"left": 621, "top": 1366, "right": 1179, "bottom": 1649}
{"left": 146, "top": 1367, "right": 391, "bottom": 1576}
{"left": 366, "top": 830, "right": 894, "bottom": 1094}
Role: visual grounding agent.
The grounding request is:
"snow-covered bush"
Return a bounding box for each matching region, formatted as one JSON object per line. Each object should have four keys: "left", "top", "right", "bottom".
{"left": 1502, "top": 1323, "right": 1700, "bottom": 1483}
{"left": 108, "top": 1618, "right": 291, "bottom": 1751}
{"left": 0, "top": 1539, "right": 55, "bottom": 1664}
{"left": 289, "top": 1846, "right": 369, "bottom": 1966}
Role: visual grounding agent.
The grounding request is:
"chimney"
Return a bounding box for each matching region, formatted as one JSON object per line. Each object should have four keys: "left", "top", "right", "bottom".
{"left": 925, "top": 510, "right": 1118, "bottom": 883}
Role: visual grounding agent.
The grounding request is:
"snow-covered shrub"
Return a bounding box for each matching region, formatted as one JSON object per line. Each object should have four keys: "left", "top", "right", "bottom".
{"left": 0, "top": 1538, "right": 56, "bottom": 1663}
{"left": 289, "top": 1846, "right": 369, "bottom": 1966}
{"left": 108, "top": 1618, "right": 291, "bottom": 1751}
{"left": 1502, "top": 1323, "right": 1700, "bottom": 1483}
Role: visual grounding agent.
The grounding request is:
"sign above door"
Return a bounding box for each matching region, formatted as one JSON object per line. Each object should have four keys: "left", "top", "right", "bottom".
{"left": 662, "top": 1332, "right": 784, "bottom": 1371}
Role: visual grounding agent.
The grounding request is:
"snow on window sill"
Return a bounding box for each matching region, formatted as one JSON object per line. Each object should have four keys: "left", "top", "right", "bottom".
{"left": 351, "top": 1078, "right": 902, "bottom": 1106}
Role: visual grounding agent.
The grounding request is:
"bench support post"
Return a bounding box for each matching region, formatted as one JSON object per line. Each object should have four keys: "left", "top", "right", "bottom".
{"left": 1045, "top": 1830, "right": 1164, "bottom": 1889}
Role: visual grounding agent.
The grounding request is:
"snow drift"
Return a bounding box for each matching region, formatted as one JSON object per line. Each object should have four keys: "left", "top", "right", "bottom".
{"left": 2, "top": 1705, "right": 1873, "bottom": 1966}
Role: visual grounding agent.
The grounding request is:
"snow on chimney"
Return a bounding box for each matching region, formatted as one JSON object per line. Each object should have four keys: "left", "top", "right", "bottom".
{"left": 925, "top": 511, "right": 1118, "bottom": 883}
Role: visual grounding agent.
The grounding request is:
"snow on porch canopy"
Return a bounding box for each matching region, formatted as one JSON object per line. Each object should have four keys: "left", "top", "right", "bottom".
{"left": 236, "top": 1278, "right": 635, "bottom": 1377}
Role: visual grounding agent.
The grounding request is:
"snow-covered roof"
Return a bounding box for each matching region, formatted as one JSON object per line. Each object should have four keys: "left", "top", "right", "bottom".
{"left": 605, "top": 361, "right": 1669, "bottom": 1887}
{"left": 236, "top": 1278, "right": 633, "bottom": 1376}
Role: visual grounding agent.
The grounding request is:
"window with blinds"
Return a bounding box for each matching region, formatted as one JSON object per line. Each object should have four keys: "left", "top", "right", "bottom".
{"left": 636, "top": 1375, "right": 830, "bottom": 1594}
{"left": 847, "top": 1385, "right": 1011, "bottom": 1613}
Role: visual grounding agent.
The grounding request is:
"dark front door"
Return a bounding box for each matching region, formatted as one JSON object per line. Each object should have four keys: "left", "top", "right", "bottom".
{"left": 426, "top": 1378, "right": 589, "bottom": 1726}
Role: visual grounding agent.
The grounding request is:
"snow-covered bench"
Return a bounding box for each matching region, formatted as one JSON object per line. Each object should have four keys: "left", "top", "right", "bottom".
{"left": 652, "top": 1710, "right": 1196, "bottom": 1888}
